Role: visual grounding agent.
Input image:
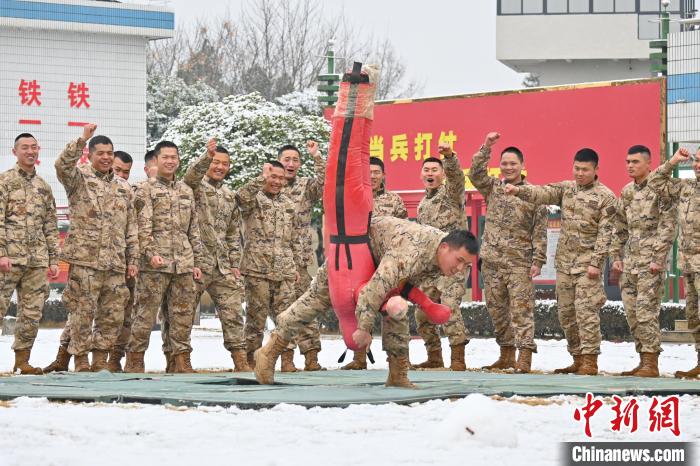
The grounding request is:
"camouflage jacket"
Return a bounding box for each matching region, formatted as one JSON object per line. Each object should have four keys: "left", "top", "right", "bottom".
{"left": 373, "top": 188, "right": 408, "bottom": 219}
{"left": 0, "top": 165, "right": 59, "bottom": 268}
{"left": 134, "top": 176, "right": 203, "bottom": 274}
{"left": 417, "top": 153, "right": 467, "bottom": 231}
{"left": 647, "top": 161, "right": 699, "bottom": 272}
{"left": 611, "top": 178, "right": 676, "bottom": 274}
{"left": 281, "top": 154, "right": 325, "bottom": 267}
{"left": 469, "top": 145, "right": 548, "bottom": 269}
{"left": 237, "top": 176, "right": 302, "bottom": 281}
{"left": 355, "top": 217, "right": 447, "bottom": 332}
{"left": 55, "top": 139, "right": 138, "bottom": 272}
{"left": 517, "top": 179, "right": 616, "bottom": 274}
{"left": 183, "top": 154, "right": 242, "bottom": 275}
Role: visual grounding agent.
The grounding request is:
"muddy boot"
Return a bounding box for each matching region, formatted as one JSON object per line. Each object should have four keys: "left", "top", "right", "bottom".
{"left": 341, "top": 349, "right": 367, "bottom": 370}
{"left": 620, "top": 354, "right": 642, "bottom": 376}
{"left": 164, "top": 352, "right": 175, "bottom": 374}
{"left": 73, "top": 353, "right": 91, "bottom": 372}
{"left": 247, "top": 351, "right": 256, "bottom": 370}
{"left": 123, "top": 351, "right": 145, "bottom": 373}
{"left": 231, "top": 349, "right": 252, "bottom": 372}
{"left": 575, "top": 354, "right": 598, "bottom": 376}
{"left": 172, "top": 352, "right": 195, "bottom": 374}
{"left": 280, "top": 350, "right": 298, "bottom": 372}
{"left": 449, "top": 344, "right": 467, "bottom": 371}
{"left": 413, "top": 348, "right": 444, "bottom": 369}
{"left": 90, "top": 350, "right": 108, "bottom": 372}
{"left": 106, "top": 351, "right": 124, "bottom": 373}
{"left": 481, "top": 346, "right": 516, "bottom": 370}
{"left": 515, "top": 348, "right": 533, "bottom": 374}
{"left": 675, "top": 352, "right": 700, "bottom": 379}
{"left": 304, "top": 349, "right": 325, "bottom": 371}
{"left": 254, "top": 333, "right": 290, "bottom": 384}
{"left": 635, "top": 352, "right": 659, "bottom": 378}
{"left": 13, "top": 349, "right": 43, "bottom": 375}
{"left": 553, "top": 354, "right": 583, "bottom": 374}
{"left": 43, "top": 345, "right": 71, "bottom": 373}
{"left": 386, "top": 355, "right": 417, "bottom": 389}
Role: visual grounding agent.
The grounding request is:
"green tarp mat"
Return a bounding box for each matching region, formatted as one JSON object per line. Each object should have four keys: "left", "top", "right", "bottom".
{"left": 1, "top": 370, "right": 699, "bottom": 408}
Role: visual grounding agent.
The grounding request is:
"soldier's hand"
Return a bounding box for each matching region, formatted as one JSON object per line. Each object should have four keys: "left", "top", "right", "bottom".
{"left": 587, "top": 265, "right": 600, "bottom": 279}
{"left": 262, "top": 162, "right": 273, "bottom": 179}
{"left": 193, "top": 267, "right": 202, "bottom": 280}
{"left": 484, "top": 132, "right": 500, "bottom": 149}
{"left": 612, "top": 260, "right": 623, "bottom": 273}
{"left": 529, "top": 264, "right": 541, "bottom": 278}
{"left": 670, "top": 148, "right": 691, "bottom": 165}
{"left": 0, "top": 257, "right": 11, "bottom": 273}
{"left": 48, "top": 265, "right": 60, "bottom": 279}
{"left": 206, "top": 138, "right": 217, "bottom": 158}
{"left": 231, "top": 268, "right": 241, "bottom": 279}
{"left": 150, "top": 255, "right": 165, "bottom": 268}
{"left": 294, "top": 271, "right": 301, "bottom": 283}
{"left": 438, "top": 141, "right": 454, "bottom": 158}
{"left": 307, "top": 140, "right": 319, "bottom": 157}
{"left": 649, "top": 262, "right": 664, "bottom": 275}
{"left": 385, "top": 296, "right": 408, "bottom": 319}
{"left": 127, "top": 265, "right": 139, "bottom": 279}
{"left": 81, "top": 123, "right": 97, "bottom": 143}
{"left": 504, "top": 184, "right": 519, "bottom": 196}
{"left": 352, "top": 329, "right": 372, "bottom": 350}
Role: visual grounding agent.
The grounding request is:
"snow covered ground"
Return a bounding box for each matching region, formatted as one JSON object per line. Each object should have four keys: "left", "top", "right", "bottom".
{"left": 1, "top": 318, "right": 699, "bottom": 466}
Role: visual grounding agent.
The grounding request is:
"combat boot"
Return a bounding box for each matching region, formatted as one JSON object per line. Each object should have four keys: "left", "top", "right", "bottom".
{"left": 13, "top": 349, "right": 43, "bottom": 375}
{"left": 514, "top": 348, "right": 533, "bottom": 374}
{"left": 164, "top": 351, "right": 174, "bottom": 373}
{"left": 620, "top": 354, "right": 642, "bottom": 376}
{"left": 172, "top": 352, "right": 195, "bottom": 374}
{"left": 341, "top": 349, "right": 367, "bottom": 370}
{"left": 73, "top": 353, "right": 91, "bottom": 372}
{"left": 413, "top": 348, "right": 444, "bottom": 369}
{"left": 304, "top": 349, "right": 325, "bottom": 371}
{"left": 675, "top": 352, "right": 700, "bottom": 379}
{"left": 247, "top": 351, "right": 256, "bottom": 370}
{"left": 449, "top": 344, "right": 467, "bottom": 371}
{"left": 43, "top": 345, "right": 71, "bottom": 373}
{"left": 553, "top": 354, "right": 583, "bottom": 374}
{"left": 254, "top": 333, "right": 290, "bottom": 384}
{"left": 386, "top": 354, "right": 417, "bottom": 389}
{"left": 106, "top": 350, "right": 124, "bottom": 373}
{"left": 90, "top": 350, "right": 108, "bottom": 372}
{"left": 635, "top": 353, "right": 659, "bottom": 378}
{"left": 481, "top": 346, "right": 516, "bottom": 370}
{"left": 575, "top": 354, "right": 598, "bottom": 376}
{"left": 280, "top": 350, "right": 298, "bottom": 372}
{"left": 123, "top": 351, "right": 145, "bottom": 373}
{"left": 231, "top": 350, "right": 252, "bottom": 372}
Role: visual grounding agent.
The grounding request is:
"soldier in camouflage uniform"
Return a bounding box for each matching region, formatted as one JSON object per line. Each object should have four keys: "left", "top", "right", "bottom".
{"left": 611, "top": 145, "right": 676, "bottom": 378}
{"left": 53, "top": 125, "right": 138, "bottom": 372}
{"left": 125, "top": 141, "right": 204, "bottom": 374}
{"left": 0, "top": 133, "right": 59, "bottom": 374}
{"left": 413, "top": 142, "right": 470, "bottom": 371}
{"left": 646, "top": 147, "right": 700, "bottom": 379}
{"left": 468, "top": 133, "right": 548, "bottom": 373}
{"left": 278, "top": 141, "right": 326, "bottom": 371}
{"left": 253, "top": 217, "right": 478, "bottom": 387}
{"left": 182, "top": 139, "right": 249, "bottom": 372}
{"left": 506, "top": 148, "right": 617, "bottom": 376}
{"left": 237, "top": 161, "right": 304, "bottom": 372}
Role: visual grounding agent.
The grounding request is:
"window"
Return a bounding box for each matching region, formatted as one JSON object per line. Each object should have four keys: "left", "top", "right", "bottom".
{"left": 569, "top": 0, "right": 591, "bottom": 12}
{"left": 594, "top": 0, "right": 614, "bottom": 11}
{"left": 639, "top": 13, "right": 660, "bottom": 38}
{"left": 524, "top": 0, "right": 544, "bottom": 13}
{"left": 615, "top": 0, "right": 636, "bottom": 11}
{"left": 546, "top": 0, "right": 568, "bottom": 12}
{"left": 640, "top": 0, "right": 661, "bottom": 11}
{"left": 501, "top": 0, "right": 523, "bottom": 13}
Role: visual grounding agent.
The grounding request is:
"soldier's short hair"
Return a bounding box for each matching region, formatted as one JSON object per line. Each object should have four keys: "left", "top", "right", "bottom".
{"left": 277, "top": 144, "right": 301, "bottom": 158}
{"left": 216, "top": 146, "right": 230, "bottom": 155}
{"left": 268, "top": 160, "right": 285, "bottom": 170}
{"left": 574, "top": 148, "right": 599, "bottom": 167}
{"left": 88, "top": 135, "right": 113, "bottom": 153}
{"left": 144, "top": 149, "right": 156, "bottom": 164}
{"left": 422, "top": 156, "right": 443, "bottom": 168}
{"left": 370, "top": 157, "right": 385, "bottom": 172}
{"left": 14, "top": 133, "right": 36, "bottom": 145}
{"left": 440, "top": 229, "right": 479, "bottom": 254}
{"left": 627, "top": 145, "right": 651, "bottom": 159}
{"left": 501, "top": 146, "right": 524, "bottom": 163}
{"left": 154, "top": 140, "right": 179, "bottom": 157}
{"left": 114, "top": 151, "right": 133, "bottom": 164}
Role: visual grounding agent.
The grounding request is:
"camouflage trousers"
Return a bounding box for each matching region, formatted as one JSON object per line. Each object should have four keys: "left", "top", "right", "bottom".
{"left": 556, "top": 271, "right": 606, "bottom": 355}
{"left": 196, "top": 268, "right": 246, "bottom": 352}
{"left": 276, "top": 263, "right": 410, "bottom": 357}
{"left": 294, "top": 264, "right": 323, "bottom": 354}
{"left": 414, "top": 272, "right": 469, "bottom": 351}
{"left": 481, "top": 261, "right": 537, "bottom": 351}
{"left": 620, "top": 270, "right": 664, "bottom": 354}
{"left": 684, "top": 271, "right": 700, "bottom": 352}
{"left": 127, "top": 271, "right": 196, "bottom": 356}
{"left": 113, "top": 276, "right": 136, "bottom": 354}
{"left": 0, "top": 266, "right": 48, "bottom": 351}
{"left": 63, "top": 265, "right": 129, "bottom": 356}
{"left": 244, "top": 275, "right": 297, "bottom": 353}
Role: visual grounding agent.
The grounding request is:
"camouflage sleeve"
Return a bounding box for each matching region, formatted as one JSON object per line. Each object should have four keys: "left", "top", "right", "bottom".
{"left": 517, "top": 183, "right": 565, "bottom": 206}
{"left": 467, "top": 145, "right": 497, "bottom": 199}
{"left": 609, "top": 197, "right": 628, "bottom": 263}
{"left": 226, "top": 198, "right": 242, "bottom": 268}
{"left": 306, "top": 152, "right": 326, "bottom": 203}
{"left": 647, "top": 161, "right": 682, "bottom": 200}
{"left": 652, "top": 192, "right": 678, "bottom": 265}
{"left": 395, "top": 196, "right": 408, "bottom": 219}
{"left": 590, "top": 194, "right": 617, "bottom": 268}
{"left": 291, "top": 212, "right": 305, "bottom": 269}
{"left": 43, "top": 187, "right": 60, "bottom": 267}
{"left": 0, "top": 182, "right": 7, "bottom": 258}
{"left": 532, "top": 205, "right": 548, "bottom": 268}
{"left": 125, "top": 190, "right": 139, "bottom": 267}
{"left": 355, "top": 251, "right": 406, "bottom": 332}
{"left": 188, "top": 197, "right": 205, "bottom": 270}
{"left": 54, "top": 138, "right": 86, "bottom": 196}
{"left": 443, "top": 154, "right": 466, "bottom": 207}
{"left": 183, "top": 152, "right": 212, "bottom": 191}
{"left": 235, "top": 175, "right": 265, "bottom": 216}
{"left": 134, "top": 184, "right": 156, "bottom": 261}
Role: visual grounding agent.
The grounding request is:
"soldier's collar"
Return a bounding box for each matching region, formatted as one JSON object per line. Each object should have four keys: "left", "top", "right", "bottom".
{"left": 91, "top": 166, "right": 114, "bottom": 181}
{"left": 285, "top": 176, "right": 297, "bottom": 188}
{"left": 204, "top": 175, "right": 223, "bottom": 189}
{"left": 502, "top": 176, "right": 526, "bottom": 186}
{"left": 634, "top": 178, "right": 649, "bottom": 190}
{"left": 374, "top": 187, "right": 385, "bottom": 197}
{"left": 425, "top": 186, "right": 440, "bottom": 198}
{"left": 15, "top": 163, "right": 36, "bottom": 179}
{"left": 576, "top": 178, "right": 598, "bottom": 191}
{"left": 156, "top": 175, "right": 177, "bottom": 187}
